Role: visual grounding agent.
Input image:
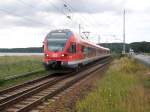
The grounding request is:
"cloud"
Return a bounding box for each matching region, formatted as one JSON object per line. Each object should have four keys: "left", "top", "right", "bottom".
{"left": 0, "top": 0, "right": 127, "bottom": 29}
{"left": 61, "top": 0, "right": 126, "bottom": 14}
{"left": 0, "top": 0, "right": 150, "bottom": 48}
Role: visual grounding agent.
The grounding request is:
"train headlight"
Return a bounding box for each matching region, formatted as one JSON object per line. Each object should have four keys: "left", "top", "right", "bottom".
{"left": 45, "top": 54, "right": 49, "bottom": 57}
{"left": 61, "top": 54, "right": 65, "bottom": 57}
{"left": 61, "top": 54, "right": 67, "bottom": 57}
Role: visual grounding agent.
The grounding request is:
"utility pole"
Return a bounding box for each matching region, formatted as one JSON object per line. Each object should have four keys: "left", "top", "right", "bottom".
{"left": 122, "top": 9, "right": 126, "bottom": 54}
{"left": 79, "top": 24, "right": 81, "bottom": 37}
{"left": 98, "top": 35, "right": 101, "bottom": 44}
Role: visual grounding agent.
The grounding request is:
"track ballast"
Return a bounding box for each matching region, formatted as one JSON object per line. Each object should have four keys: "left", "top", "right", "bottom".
{"left": 0, "top": 57, "right": 111, "bottom": 112}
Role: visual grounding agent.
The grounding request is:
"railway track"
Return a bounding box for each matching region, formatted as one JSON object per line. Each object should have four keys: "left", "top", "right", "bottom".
{"left": 0, "top": 57, "right": 111, "bottom": 112}
{"left": 0, "top": 72, "right": 62, "bottom": 104}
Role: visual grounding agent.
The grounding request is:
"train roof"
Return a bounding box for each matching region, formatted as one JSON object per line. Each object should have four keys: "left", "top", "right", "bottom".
{"left": 73, "top": 33, "right": 110, "bottom": 51}
{"left": 48, "top": 29, "right": 110, "bottom": 51}
{"left": 50, "top": 29, "right": 71, "bottom": 33}
{"left": 80, "top": 38, "right": 110, "bottom": 51}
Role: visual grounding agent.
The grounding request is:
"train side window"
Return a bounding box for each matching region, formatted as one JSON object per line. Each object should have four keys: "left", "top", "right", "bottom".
{"left": 81, "top": 46, "right": 89, "bottom": 54}
{"left": 68, "top": 42, "right": 76, "bottom": 53}
{"left": 84, "top": 47, "right": 88, "bottom": 53}
{"left": 81, "top": 46, "right": 85, "bottom": 52}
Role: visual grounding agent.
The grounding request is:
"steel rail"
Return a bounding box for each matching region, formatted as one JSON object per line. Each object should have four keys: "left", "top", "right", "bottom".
{"left": 0, "top": 57, "right": 111, "bottom": 112}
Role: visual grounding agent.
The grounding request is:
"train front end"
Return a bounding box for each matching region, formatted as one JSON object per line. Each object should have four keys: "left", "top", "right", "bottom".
{"left": 43, "top": 29, "right": 74, "bottom": 70}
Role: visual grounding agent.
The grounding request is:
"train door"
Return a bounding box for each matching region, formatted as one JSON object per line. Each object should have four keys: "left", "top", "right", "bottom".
{"left": 67, "top": 42, "right": 77, "bottom": 60}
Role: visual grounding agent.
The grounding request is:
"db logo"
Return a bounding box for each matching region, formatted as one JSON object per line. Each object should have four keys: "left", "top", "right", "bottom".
{"left": 52, "top": 53, "right": 57, "bottom": 57}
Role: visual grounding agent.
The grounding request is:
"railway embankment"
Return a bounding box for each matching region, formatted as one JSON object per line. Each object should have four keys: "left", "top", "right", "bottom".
{"left": 0, "top": 56, "right": 47, "bottom": 90}
{"left": 0, "top": 56, "right": 149, "bottom": 112}
{"left": 39, "top": 57, "right": 111, "bottom": 112}
{"left": 75, "top": 57, "right": 150, "bottom": 112}
{"left": 0, "top": 57, "right": 111, "bottom": 112}
{"left": 40, "top": 57, "right": 150, "bottom": 112}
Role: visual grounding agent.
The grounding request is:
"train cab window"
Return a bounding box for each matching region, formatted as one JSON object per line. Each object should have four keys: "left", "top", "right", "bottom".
{"left": 68, "top": 42, "right": 76, "bottom": 53}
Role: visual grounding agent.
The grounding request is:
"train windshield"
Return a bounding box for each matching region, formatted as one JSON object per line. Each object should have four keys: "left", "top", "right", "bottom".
{"left": 47, "top": 39, "right": 67, "bottom": 52}
{"left": 46, "top": 32, "right": 70, "bottom": 52}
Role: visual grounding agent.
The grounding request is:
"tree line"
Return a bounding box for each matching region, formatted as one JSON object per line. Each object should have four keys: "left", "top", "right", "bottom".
{"left": 97, "top": 41, "right": 150, "bottom": 53}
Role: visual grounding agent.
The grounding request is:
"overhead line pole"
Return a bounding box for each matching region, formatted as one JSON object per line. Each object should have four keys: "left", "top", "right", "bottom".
{"left": 79, "top": 24, "right": 81, "bottom": 37}
{"left": 123, "top": 9, "right": 126, "bottom": 54}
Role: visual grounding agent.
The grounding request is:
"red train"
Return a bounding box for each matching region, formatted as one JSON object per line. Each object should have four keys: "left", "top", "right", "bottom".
{"left": 43, "top": 29, "right": 110, "bottom": 70}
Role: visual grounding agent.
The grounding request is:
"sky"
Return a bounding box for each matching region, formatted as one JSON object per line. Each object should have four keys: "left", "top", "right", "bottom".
{"left": 0, "top": 0, "right": 150, "bottom": 48}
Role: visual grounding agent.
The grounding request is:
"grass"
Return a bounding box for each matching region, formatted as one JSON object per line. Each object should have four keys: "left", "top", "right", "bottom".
{"left": 0, "top": 55, "right": 48, "bottom": 90}
{"left": 0, "top": 56, "right": 44, "bottom": 79}
{"left": 76, "top": 57, "right": 150, "bottom": 112}
{"left": 0, "top": 70, "right": 49, "bottom": 90}
{"left": 144, "top": 78, "right": 150, "bottom": 88}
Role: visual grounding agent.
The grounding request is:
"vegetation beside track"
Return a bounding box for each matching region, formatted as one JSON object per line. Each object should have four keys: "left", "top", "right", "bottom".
{"left": 0, "top": 56, "right": 44, "bottom": 79}
{"left": 0, "top": 71, "right": 49, "bottom": 90}
{"left": 0, "top": 56, "right": 46, "bottom": 89}
{"left": 76, "top": 57, "right": 150, "bottom": 112}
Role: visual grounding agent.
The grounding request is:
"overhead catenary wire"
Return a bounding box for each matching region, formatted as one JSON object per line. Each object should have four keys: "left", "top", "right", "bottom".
{"left": 62, "top": 0, "right": 96, "bottom": 28}
{"left": 61, "top": 0, "right": 107, "bottom": 41}
{"left": 62, "top": 0, "right": 112, "bottom": 34}
{"left": 18, "top": 0, "right": 76, "bottom": 30}
{"left": 45, "top": 0, "right": 73, "bottom": 21}
{"left": 0, "top": 0, "right": 75, "bottom": 30}
{"left": 62, "top": 0, "right": 124, "bottom": 43}
{"left": 0, "top": 0, "right": 123, "bottom": 43}
{"left": 17, "top": 0, "right": 74, "bottom": 29}
{"left": 17, "top": 0, "right": 94, "bottom": 32}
